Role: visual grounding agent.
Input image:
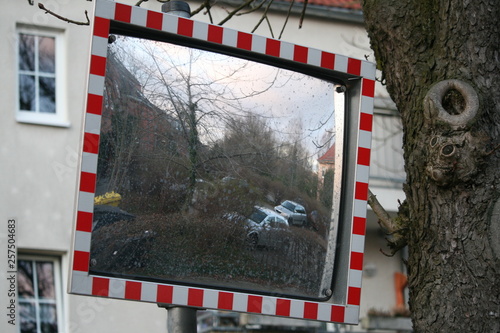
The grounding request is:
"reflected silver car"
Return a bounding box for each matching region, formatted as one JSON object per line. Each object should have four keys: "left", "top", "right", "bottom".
{"left": 246, "top": 206, "right": 289, "bottom": 248}
{"left": 274, "top": 200, "right": 307, "bottom": 227}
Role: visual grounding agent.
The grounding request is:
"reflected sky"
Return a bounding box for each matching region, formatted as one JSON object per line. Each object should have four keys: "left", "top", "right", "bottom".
{"left": 110, "top": 36, "right": 336, "bottom": 166}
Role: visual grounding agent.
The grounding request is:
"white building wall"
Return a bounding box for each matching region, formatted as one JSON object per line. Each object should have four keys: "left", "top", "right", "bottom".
{"left": 0, "top": 2, "right": 167, "bottom": 333}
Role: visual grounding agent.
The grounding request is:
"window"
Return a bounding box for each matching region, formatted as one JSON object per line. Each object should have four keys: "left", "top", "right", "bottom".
{"left": 18, "top": 256, "right": 64, "bottom": 333}
{"left": 17, "top": 27, "right": 68, "bottom": 127}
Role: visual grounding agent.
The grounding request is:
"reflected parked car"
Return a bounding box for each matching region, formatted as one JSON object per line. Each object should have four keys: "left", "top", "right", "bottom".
{"left": 245, "top": 206, "right": 289, "bottom": 248}
{"left": 274, "top": 200, "right": 307, "bottom": 227}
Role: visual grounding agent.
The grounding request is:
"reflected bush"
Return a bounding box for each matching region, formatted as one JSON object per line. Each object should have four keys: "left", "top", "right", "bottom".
{"left": 120, "top": 156, "right": 190, "bottom": 214}
{"left": 193, "top": 178, "right": 260, "bottom": 218}
{"left": 90, "top": 212, "right": 249, "bottom": 277}
{"left": 91, "top": 210, "right": 328, "bottom": 297}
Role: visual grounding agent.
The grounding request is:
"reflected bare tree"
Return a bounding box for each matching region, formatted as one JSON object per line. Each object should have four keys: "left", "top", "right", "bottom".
{"left": 129, "top": 38, "right": 280, "bottom": 209}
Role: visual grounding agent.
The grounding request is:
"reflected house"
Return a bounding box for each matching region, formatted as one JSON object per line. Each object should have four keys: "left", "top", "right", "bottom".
{"left": 317, "top": 144, "right": 335, "bottom": 182}
{"left": 98, "top": 50, "right": 187, "bottom": 194}
{"left": 317, "top": 144, "right": 335, "bottom": 206}
{"left": 102, "top": 51, "right": 182, "bottom": 154}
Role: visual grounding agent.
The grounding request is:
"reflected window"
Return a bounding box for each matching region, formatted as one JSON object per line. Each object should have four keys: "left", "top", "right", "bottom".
{"left": 18, "top": 256, "right": 62, "bottom": 333}
{"left": 16, "top": 27, "right": 67, "bottom": 127}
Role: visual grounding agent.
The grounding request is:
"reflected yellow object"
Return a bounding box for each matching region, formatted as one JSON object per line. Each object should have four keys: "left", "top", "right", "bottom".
{"left": 94, "top": 191, "right": 122, "bottom": 206}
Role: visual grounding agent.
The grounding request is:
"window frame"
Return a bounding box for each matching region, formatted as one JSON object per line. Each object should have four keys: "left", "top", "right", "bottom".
{"left": 16, "top": 26, "right": 69, "bottom": 127}
{"left": 18, "top": 254, "right": 65, "bottom": 333}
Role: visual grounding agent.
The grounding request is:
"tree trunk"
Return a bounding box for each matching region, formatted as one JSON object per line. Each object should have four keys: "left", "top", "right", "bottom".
{"left": 185, "top": 102, "right": 199, "bottom": 210}
{"left": 362, "top": 1, "right": 499, "bottom": 332}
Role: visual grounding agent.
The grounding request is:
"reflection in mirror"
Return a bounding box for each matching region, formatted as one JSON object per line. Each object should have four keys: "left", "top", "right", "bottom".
{"left": 89, "top": 35, "right": 341, "bottom": 299}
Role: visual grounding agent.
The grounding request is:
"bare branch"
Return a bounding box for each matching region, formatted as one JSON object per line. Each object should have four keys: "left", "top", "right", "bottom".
{"left": 38, "top": 3, "right": 90, "bottom": 25}
{"left": 190, "top": 2, "right": 206, "bottom": 16}
{"left": 218, "top": 0, "right": 255, "bottom": 26}
{"left": 380, "top": 236, "right": 407, "bottom": 257}
{"left": 368, "top": 189, "right": 396, "bottom": 234}
{"left": 205, "top": 2, "right": 214, "bottom": 24}
{"left": 298, "top": 0, "right": 308, "bottom": 28}
{"left": 189, "top": 0, "right": 213, "bottom": 23}
{"left": 238, "top": 0, "right": 267, "bottom": 16}
{"left": 250, "top": 0, "right": 274, "bottom": 35}
{"left": 368, "top": 190, "right": 409, "bottom": 255}
{"left": 265, "top": 16, "right": 275, "bottom": 38}
{"left": 278, "top": 0, "right": 294, "bottom": 39}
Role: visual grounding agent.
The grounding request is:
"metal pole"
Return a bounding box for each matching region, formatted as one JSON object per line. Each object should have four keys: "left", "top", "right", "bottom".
{"left": 158, "top": 3, "right": 197, "bottom": 332}
{"left": 167, "top": 307, "right": 198, "bottom": 333}
{"left": 161, "top": 1, "right": 191, "bottom": 19}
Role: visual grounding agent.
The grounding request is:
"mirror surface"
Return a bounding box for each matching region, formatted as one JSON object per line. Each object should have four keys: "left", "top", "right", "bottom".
{"left": 89, "top": 35, "right": 340, "bottom": 299}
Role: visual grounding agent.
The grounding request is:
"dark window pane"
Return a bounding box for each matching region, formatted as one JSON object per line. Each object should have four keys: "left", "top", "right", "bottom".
{"left": 19, "top": 74, "right": 36, "bottom": 111}
{"left": 18, "top": 260, "right": 35, "bottom": 298}
{"left": 40, "top": 304, "right": 58, "bottom": 333}
{"left": 19, "top": 259, "right": 60, "bottom": 333}
{"left": 19, "top": 34, "right": 35, "bottom": 71}
{"left": 37, "top": 262, "right": 55, "bottom": 299}
{"left": 39, "top": 36, "right": 55, "bottom": 73}
{"left": 39, "top": 77, "right": 56, "bottom": 113}
{"left": 20, "top": 301, "right": 37, "bottom": 333}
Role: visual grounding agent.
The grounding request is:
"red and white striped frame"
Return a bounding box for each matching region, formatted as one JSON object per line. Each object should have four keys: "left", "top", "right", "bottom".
{"left": 70, "top": 0, "right": 375, "bottom": 324}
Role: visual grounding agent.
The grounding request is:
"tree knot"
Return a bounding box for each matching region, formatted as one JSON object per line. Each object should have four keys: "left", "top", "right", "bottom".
{"left": 423, "top": 79, "right": 479, "bottom": 131}
{"left": 423, "top": 80, "right": 489, "bottom": 187}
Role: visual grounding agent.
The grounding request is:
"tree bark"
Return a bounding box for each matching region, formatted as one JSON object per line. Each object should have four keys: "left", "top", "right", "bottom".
{"left": 362, "top": 1, "right": 500, "bottom": 332}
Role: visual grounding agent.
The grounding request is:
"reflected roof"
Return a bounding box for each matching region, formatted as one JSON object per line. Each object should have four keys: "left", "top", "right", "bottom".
{"left": 318, "top": 144, "right": 336, "bottom": 164}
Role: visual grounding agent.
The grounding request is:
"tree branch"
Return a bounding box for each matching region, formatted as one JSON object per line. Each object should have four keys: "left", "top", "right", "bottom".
{"left": 278, "top": 0, "right": 294, "bottom": 39}
{"left": 368, "top": 189, "right": 396, "bottom": 233}
{"left": 299, "top": 0, "right": 308, "bottom": 28}
{"left": 38, "top": 3, "right": 90, "bottom": 25}
{"left": 190, "top": 0, "right": 215, "bottom": 24}
{"left": 250, "top": 0, "right": 275, "bottom": 36}
{"left": 218, "top": 0, "right": 256, "bottom": 26}
{"left": 368, "top": 189, "right": 408, "bottom": 255}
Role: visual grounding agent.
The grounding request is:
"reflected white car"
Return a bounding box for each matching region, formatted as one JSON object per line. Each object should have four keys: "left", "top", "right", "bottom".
{"left": 245, "top": 206, "right": 289, "bottom": 248}
{"left": 274, "top": 200, "right": 307, "bottom": 227}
